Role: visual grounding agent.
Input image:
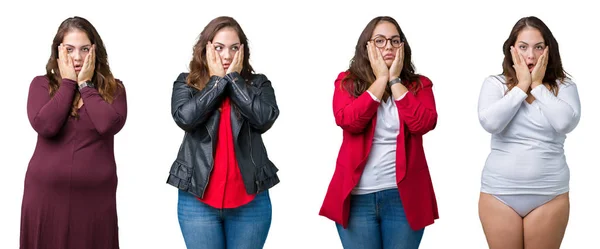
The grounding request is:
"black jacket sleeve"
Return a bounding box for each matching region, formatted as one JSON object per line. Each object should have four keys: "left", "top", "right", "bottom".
{"left": 225, "top": 72, "right": 279, "bottom": 133}
{"left": 171, "top": 73, "right": 228, "bottom": 131}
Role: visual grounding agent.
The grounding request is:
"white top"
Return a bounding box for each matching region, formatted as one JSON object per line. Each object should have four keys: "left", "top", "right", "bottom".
{"left": 352, "top": 90, "right": 406, "bottom": 195}
{"left": 478, "top": 75, "right": 581, "bottom": 195}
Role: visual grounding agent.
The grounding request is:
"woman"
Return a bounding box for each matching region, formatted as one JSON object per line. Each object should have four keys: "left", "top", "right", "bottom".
{"left": 477, "top": 16, "right": 581, "bottom": 249}
{"left": 319, "top": 16, "right": 439, "bottom": 249}
{"left": 21, "top": 16, "right": 127, "bottom": 249}
{"left": 166, "top": 16, "right": 280, "bottom": 249}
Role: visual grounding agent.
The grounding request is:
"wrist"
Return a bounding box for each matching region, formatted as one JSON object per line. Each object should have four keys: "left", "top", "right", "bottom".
{"left": 78, "top": 80, "right": 95, "bottom": 90}
{"left": 376, "top": 75, "right": 389, "bottom": 82}
{"left": 388, "top": 77, "right": 402, "bottom": 88}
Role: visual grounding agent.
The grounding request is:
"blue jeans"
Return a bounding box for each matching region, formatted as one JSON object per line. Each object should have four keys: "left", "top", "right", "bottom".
{"left": 177, "top": 190, "right": 272, "bottom": 249}
{"left": 336, "top": 189, "right": 424, "bottom": 249}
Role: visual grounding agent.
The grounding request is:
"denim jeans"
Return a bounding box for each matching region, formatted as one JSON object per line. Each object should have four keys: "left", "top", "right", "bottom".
{"left": 336, "top": 188, "right": 424, "bottom": 249}
{"left": 177, "top": 190, "right": 272, "bottom": 249}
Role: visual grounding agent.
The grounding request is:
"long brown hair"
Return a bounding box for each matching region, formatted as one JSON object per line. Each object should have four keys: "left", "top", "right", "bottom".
{"left": 502, "top": 16, "right": 567, "bottom": 95}
{"left": 343, "top": 16, "right": 421, "bottom": 100}
{"left": 46, "top": 16, "right": 120, "bottom": 117}
{"left": 188, "top": 16, "right": 254, "bottom": 90}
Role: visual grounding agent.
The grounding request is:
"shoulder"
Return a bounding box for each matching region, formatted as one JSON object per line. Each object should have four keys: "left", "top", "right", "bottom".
{"left": 334, "top": 71, "right": 351, "bottom": 89}
{"left": 249, "top": 73, "right": 267, "bottom": 82}
{"left": 247, "top": 73, "right": 274, "bottom": 88}
{"left": 115, "top": 78, "right": 124, "bottom": 87}
{"left": 31, "top": 75, "right": 50, "bottom": 86}
{"left": 337, "top": 71, "right": 350, "bottom": 79}
{"left": 482, "top": 74, "right": 507, "bottom": 89}
{"left": 336, "top": 71, "right": 350, "bottom": 82}
{"left": 417, "top": 75, "right": 432, "bottom": 87}
{"left": 173, "top": 73, "right": 190, "bottom": 89}
{"left": 176, "top": 72, "right": 190, "bottom": 82}
{"left": 558, "top": 77, "right": 576, "bottom": 88}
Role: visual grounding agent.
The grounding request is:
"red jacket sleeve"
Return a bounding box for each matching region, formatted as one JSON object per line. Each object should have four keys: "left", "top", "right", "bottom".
{"left": 332, "top": 72, "right": 380, "bottom": 134}
{"left": 394, "top": 76, "right": 438, "bottom": 135}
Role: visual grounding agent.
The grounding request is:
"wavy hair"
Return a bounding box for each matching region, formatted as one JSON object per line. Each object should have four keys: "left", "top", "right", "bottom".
{"left": 46, "top": 16, "right": 120, "bottom": 118}
{"left": 187, "top": 16, "right": 254, "bottom": 90}
{"left": 502, "top": 16, "right": 567, "bottom": 95}
{"left": 342, "top": 16, "right": 421, "bottom": 100}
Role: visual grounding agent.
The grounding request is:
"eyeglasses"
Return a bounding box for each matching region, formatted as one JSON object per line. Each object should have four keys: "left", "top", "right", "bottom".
{"left": 370, "top": 36, "right": 403, "bottom": 48}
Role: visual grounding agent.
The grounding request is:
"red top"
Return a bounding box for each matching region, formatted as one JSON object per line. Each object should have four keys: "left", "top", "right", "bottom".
{"left": 198, "top": 97, "right": 255, "bottom": 208}
{"left": 319, "top": 71, "right": 439, "bottom": 230}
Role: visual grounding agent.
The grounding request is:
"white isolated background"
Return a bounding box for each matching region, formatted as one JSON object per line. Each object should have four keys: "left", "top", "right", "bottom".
{"left": 0, "top": 0, "right": 598, "bottom": 248}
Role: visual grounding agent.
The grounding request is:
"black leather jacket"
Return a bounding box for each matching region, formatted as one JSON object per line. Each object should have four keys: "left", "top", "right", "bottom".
{"left": 166, "top": 72, "right": 280, "bottom": 198}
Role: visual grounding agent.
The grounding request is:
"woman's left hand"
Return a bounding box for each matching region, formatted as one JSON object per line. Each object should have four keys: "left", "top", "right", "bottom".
{"left": 78, "top": 44, "right": 95, "bottom": 83}
{"left": 389, "top": 42, "right": 404, "bottom": 79}
{"left": 531, "top": 46, "right": 549, "bottom": 89}
{"left": 226, "top": 44, "right": 244, "bottom": 74}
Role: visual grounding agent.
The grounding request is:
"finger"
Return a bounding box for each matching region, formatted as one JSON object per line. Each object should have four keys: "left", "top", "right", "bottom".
{"left": 536, "top": 50, "right": 544, "bottom": 65}
{"left": 510, "top": 46, "right": 519, "bottom": 65}
{"left": 206, "top": 42, "right": 214, "bottom": 62}
{"left": 58, "top": 44, "right": 65, "bottom": 64}
{"left": 367, "top": 42, "right": 374, "bottom": 62}
{"left": 518, "top": 53, "right": 527, "bottom": 67}
{"left": 232, "top": 49, "right": 239, "bottom": 65}
{"left": 400, "top": 43, "right": 405, "bottom": 65}
{"left": 66, "top": 50, "right": 74, "bottom": 67}
{"left": 91, "top": 44, "right": 96, "bottom": 66}
{"left": 543, "top": 46, "right": 549, "bottom": 67}
{"left": 239, "top": 44, "right": 244, "bottom": 65}
{"left": 214, "top": 50, "right": 223, "bottom": 66}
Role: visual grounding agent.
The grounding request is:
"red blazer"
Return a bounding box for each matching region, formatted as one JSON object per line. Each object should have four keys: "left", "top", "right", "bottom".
{"left": 319, "top": 71, "right": 439, "bottom": 230}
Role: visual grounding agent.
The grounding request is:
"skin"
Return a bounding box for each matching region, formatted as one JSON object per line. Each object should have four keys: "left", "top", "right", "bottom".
{"left": 510, "top": 27, "right": 549, "bottom": 104}
{"left": 479, "top": 192, "right": 569, "bottom": 249}
{"left": 479, "top": 27, "right": 568, "bottom": 249}
{"left": 207, "top": 27, "right": 243, "bottom": 77}
{"left": 366, "top": 21, "right": 407, "bottom": 101}
{"left": 58, "top": 30, "right": 95, "bottom": 108}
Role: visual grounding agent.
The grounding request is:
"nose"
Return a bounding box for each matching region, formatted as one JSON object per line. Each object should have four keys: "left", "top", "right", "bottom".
{"left": 525, "top": 48, "right": 535, "bottom": 60}
{"left": 221, "top": 48, "right": 233, "bottom": 61}
{"left": 385, "top": 39, "right": 394, "bottom": 50}
{"left": 72, "top": 50, "right": 84, "bottom": 62}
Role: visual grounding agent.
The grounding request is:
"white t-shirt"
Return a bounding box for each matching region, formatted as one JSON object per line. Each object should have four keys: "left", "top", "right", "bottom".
{"left": 478, "top": 75, "right": 581, "bottom": 195}
{"left": 352, "top": 91, "right": 406, "bottom": 195}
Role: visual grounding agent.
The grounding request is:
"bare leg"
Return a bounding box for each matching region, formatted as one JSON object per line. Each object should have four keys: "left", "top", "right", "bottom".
{"left": 479, "top": 192, "right": 523, "bottom": 249}
{"left": 523, "top": 192, "right": 569, "bottom": 249}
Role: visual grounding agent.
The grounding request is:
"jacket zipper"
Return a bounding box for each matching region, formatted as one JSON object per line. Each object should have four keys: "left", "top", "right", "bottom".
{"left": 231, "top": 78, "right": 250, "bottom": 101}
{"left": 192, "top": 78, "right": 220, "bottom": 198}
{"left": 201, "top": 122, "right": 216, "bottom": 199}
{"left": 247, "top": 127, "right": 260, "bottom": 193}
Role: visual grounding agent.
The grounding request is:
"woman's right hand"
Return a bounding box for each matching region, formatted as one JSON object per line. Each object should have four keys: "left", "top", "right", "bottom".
{"left": 57, "top": 44, "right": 77, "bottom": 81}
{"left": 206, "top": 42, "right": 225, "bottom": 77}
{"left": 511, "top": 46, "right": 531, "bottom": 92}
{"left": 367, "top": 41, "right": 389, "bottom": 81}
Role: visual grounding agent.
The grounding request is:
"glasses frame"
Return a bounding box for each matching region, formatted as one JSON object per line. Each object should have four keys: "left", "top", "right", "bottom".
{"left": 369, "top": 36, "right": 403, "bottom": 48}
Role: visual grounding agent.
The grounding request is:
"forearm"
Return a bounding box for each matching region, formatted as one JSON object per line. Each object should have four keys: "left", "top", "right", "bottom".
{"left": 80, "top": 85, "right": 127, "bottom": 136}
{"left": 366, "top": 76, "right": 388, "bottom": 101}
{"left": 226, "top": 73, "right": 279, "bottom": 132}
{"left": 27, "top": 78, "right": 77, "bottom": 137}
{"left": 530, "top": 83, "right": 581, "bottom": 133}
{"left": 172, "top": 75, "right": 228, "bottom": 130}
